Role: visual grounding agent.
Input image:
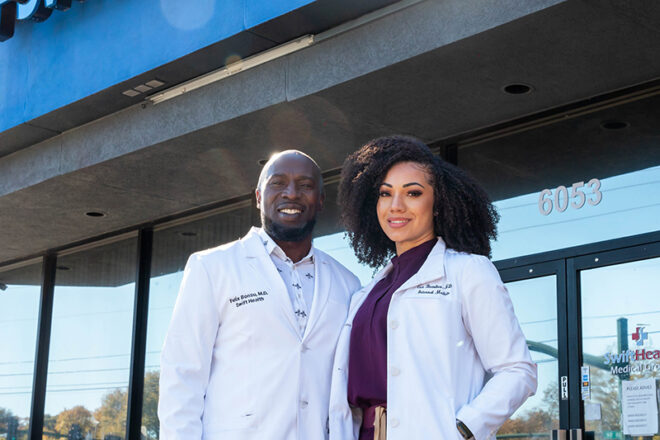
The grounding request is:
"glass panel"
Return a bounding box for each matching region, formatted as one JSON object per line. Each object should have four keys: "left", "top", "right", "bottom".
{"left": 142, "top": 203, "right": 252, "bottom": 439}
{"left": 491, "top": 166, "right": 660, "bottom": 261}
{"left": 581, "top": 257, "right": 660, "bottom": 440}
{"left": 497, "top": 276, "right": 560, "bottom": 439}
{"left": 0, "top": 262, "right": 42, "bottom": 440}
{"left": 45, "top": 237, "right": 137, "bottom": 440}
{"left": 313, "top": 232, "right": 372, "bottom": 286}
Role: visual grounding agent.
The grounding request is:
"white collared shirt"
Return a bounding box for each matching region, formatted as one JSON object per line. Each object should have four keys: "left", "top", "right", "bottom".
{"left": 257, "top": 229, "right": 316, "bottom": 334}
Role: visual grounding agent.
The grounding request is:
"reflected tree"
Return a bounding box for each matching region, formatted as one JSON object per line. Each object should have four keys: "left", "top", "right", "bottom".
{"left": 42, "top": 413, "right": 58, "bottom": 439}
{"left": 0, "top": 407, "right": 15, "bottom": 432}
{"left": 34, "top": 370, "right": 162, "bottom": 440}
{"left": 54, "top": 406, "right": 93, "bottom": 437}
{"left": 142, "top": 371, "right": 160, "bottom": 439}
{"left": 43, "top": 413, "right": 57, "bottom": 432}
{"left": 498, "top": 381, "right": 558, "bottom": 438}
{"left": 94, "top": 389, "right": 127, "bottom": 439}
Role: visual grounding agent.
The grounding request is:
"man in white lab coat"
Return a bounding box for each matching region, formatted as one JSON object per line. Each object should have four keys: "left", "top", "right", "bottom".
{"left": 158, "top": 151, "right": 361, "bottom": 440}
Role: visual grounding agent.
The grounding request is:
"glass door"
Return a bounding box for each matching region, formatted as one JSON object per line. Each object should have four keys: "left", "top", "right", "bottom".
{"left": 574, "top": 243, "right": 660, "bottom": 440}
{"left": 496, "top": 260, "right": 569, "bottom": 438}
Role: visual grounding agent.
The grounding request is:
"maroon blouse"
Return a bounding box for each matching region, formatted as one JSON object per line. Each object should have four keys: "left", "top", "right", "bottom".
{"left": 347, "top": 238, "right": 437, "bottom": 439}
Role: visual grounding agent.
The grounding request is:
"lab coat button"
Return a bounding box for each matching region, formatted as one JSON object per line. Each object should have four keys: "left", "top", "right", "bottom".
{"left": 390, "top": 418, "right": 400, "bottom": 428}
{"left": 301, "top": 400, "right": 309, "bottom": 409}
{"left": 390, "top": 367, "right": 400, "bottom": 376}
{"left": 300, "top": 344, "right": 309, "bottom": 352}
{"left": 389, "top": 320, "right": 399, "bottom": 329}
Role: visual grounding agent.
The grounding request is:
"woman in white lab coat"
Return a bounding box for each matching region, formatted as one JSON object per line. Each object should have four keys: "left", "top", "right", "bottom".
{"left": 328, "top": 136, "right": 537, "bottom": 440}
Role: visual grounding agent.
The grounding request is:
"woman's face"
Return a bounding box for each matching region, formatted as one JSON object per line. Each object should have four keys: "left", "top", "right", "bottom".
{"left": 376, "top": 161, "right": 436, "bottom": 255}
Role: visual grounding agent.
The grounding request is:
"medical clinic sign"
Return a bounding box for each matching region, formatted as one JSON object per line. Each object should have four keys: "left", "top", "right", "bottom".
{"left": 604, "top": 326, "right": 660, "bottom": 375}
{"left": 0, "top": 0, "right": 71, "bottom": 42}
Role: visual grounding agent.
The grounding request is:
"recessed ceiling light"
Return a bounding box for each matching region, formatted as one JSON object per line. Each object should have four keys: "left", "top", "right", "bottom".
{"left": 85, "top": 211, "right": 106, "bottom": 218}
{"left": 134, "top": 84, "right": 153, "bottom": 93}
{"left": 122, "top": 89, "right": 140, "bottom": 97}
{"left": 600, "top": 120, "right": 629, "bottom": 130}
{"left": 179, "top": 232, "right": 198, "bottom": 237}
{"left": 502, "top": 83, "right": 533, "bottom": 95}
{"left": 56, "top": 265, "right": 71, "bottom": 271}
{"left": 145, "top": 79, "right": 165, "bottom": 88}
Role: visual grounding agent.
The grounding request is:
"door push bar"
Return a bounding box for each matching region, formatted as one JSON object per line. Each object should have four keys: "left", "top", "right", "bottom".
{"left": 551, "top": 430, "right": 595, "bottom": 440}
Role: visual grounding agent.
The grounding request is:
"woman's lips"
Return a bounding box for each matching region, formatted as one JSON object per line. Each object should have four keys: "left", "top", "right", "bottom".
{"left": 387, "top": 218, "right": 410, "bottom": 228}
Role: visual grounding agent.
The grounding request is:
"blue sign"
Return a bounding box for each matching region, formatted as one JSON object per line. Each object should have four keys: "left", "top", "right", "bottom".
{"left": 0, "top": 0, "right": 314, "bottom": 132}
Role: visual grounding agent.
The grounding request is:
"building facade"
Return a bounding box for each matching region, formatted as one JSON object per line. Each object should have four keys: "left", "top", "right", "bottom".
{"left": 1, "top": 0, "right": 659, "bottom": 439}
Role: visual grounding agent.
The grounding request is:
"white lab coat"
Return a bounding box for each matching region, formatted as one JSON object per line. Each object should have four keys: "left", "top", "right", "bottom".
{"left": 159, "top": 227, "right": 361, "bottom": 440}
{"left": 328, "top": 238, "right": 537, "bottom": 440}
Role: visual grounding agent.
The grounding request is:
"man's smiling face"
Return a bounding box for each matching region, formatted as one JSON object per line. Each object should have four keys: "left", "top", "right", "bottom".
{"left": 256, "top": 152, "right": 324, "bottom": 242}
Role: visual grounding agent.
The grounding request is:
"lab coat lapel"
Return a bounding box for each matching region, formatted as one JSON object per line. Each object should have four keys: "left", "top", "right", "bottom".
{"left": 396, "top": 237, "right": 447, "bottom": 293}
{"left": 302, "top": 251, "right": 330, "bottom": 340}
{"left": 345, "top": 262, "right": 391, "bottom": 322}
{"left": 242, "top": 228, "right": 300, "bottom": 338}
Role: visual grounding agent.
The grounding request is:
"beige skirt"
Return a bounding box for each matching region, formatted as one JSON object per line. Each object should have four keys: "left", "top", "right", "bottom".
{"left": 374, "top": 406, "right": 386, "bottom": 440}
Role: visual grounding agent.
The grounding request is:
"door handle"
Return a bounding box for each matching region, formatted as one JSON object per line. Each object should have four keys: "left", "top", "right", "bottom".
{"left": 569, "top": 429, "right": 595, "bottom": 440}
{"left": 551, "top": 429, "right": 567, "bottom": 440}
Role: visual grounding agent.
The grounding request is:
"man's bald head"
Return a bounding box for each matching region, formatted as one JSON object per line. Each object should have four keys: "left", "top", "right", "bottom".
{"left": 257, "top": 150, "right": 323, "bottom": 193}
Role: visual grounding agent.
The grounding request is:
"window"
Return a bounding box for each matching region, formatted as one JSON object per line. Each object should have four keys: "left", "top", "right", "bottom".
{"left": 0, "top": 261, "right": 42, "bottom": 440}
{"left": 44, "top": 237, "right": 137, "bottom": 440}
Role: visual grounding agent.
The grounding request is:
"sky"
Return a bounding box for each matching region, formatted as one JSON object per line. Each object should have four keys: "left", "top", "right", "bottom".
{"left": 0, "top": 165, "right": 658, "bottom": 430}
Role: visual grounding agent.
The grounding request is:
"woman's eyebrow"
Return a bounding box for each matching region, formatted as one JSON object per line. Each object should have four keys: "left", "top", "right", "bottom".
{"left": 403, "top": 182, "right": 425, "bottom": 188}
{"left": 379, "top": 182, "right": 393, "bottom": 188}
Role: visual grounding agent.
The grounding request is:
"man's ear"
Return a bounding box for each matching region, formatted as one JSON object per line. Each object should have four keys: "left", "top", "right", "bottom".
{"left": 255, "top": 188, "right": 261, "bottom": 209}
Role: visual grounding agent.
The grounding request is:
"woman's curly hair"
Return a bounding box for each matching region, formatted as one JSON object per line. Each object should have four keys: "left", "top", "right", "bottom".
{"left": 338, "top": 135, "right": 499, "bottom": 268}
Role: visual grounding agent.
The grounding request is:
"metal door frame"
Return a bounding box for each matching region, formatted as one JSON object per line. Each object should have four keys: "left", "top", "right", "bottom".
{"left": 494, "top": 230, "right": 660, "bottom": 433}
{"left": 498, "top": 259, "right": 570, "bottom": 430}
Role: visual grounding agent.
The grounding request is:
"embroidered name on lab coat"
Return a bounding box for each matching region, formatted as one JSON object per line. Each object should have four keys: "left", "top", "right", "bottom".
{"left": 415, "top": 283, "right": 453, "bottom": 296}
{"left": 229, "top": 291, "right": 269, "bottom": 308}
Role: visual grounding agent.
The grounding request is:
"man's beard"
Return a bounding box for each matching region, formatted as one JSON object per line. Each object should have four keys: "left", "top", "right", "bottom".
{"left": 262, "top": 214, "right": 316, "bottom": 242}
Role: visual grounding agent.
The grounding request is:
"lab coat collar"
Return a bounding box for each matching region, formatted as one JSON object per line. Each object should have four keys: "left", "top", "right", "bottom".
{"left": 242, "top": 228, "right": 299, "bottom": 336}
{"left": 345, "top": 239, "right": 447, "bottom": 322}
{"left": 398, "top": 237, "right": 447, "bottom": 292}
{"left": 242, "top": 227, "right": 331, "bottom": 341}
{"left": 242, "top": 227, "right": 268, "bottom": 258}
{"left": 370, "top": 237, "right": 447, "bottom": 295}
{"left": 255, "top": 227, "right": 315, "bottom": 264}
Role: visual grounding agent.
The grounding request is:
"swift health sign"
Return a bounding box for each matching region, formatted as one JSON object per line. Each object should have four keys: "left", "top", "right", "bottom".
{"left": 0, "top": 0, "right": 72, "bottom": 41}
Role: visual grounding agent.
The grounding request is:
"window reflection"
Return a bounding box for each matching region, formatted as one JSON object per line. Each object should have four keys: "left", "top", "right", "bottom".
{"left": 497, "top": 276, "right": 559, "bottom": 438}
{"left": 581, "top": 257, "right": 660, "bottom": 439}
{"left": 45, "top": 237, "right": 137, "bottom": 440}
{"left": 0, "top": 261, "right": 42, "bottom": 440}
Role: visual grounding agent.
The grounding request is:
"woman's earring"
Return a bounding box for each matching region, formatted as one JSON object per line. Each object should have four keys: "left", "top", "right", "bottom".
{"left": 434, "top": 211, "right": 439, "bottom": 216}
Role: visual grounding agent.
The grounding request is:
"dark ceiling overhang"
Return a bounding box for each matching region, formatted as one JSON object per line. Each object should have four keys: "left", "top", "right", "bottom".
{"left": 1, "top": 0, "right": 659, "bottom": 268}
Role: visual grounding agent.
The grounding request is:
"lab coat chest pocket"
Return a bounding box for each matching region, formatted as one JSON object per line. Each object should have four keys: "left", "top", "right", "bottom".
{"left": 401, "top": 281, "right": 460, "bottom": 324}
{"left": 398, "top": 280, "right": 465, "bottom": 355}
{"left": 219, "top": 280, "right": 280, "bottom": 334}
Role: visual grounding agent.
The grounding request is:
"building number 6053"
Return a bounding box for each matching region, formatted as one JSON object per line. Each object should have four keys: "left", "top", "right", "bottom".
{"left": 538, "top": 178, "right": 602, "bottom": 216}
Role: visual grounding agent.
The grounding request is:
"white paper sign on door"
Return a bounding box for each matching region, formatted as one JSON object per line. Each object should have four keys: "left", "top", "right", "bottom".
{"left": 622, "top": 378, "right": 658, "bottom": 436}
